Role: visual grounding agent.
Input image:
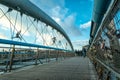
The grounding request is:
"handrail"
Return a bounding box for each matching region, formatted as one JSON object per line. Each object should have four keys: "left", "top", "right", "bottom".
{"left": 0, "top": 39, "right": 73, "bottom": 52}
{"left": 95, "top": 58, "right": 120, "bottom": 78}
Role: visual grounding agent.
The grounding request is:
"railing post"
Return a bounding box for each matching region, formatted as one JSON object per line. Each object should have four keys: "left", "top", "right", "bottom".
{"left": 56, "top": 50, "right": 59, "bottom": 61}
{"left": 64, "top": 51, "right": 67, "bottom": 58}
{"left": 35, "top": 48, "right": 39, "bottom": 65}
{"left": 9, "top": 45, "right": 15, "bottom": 72}
{"left": 45, "top": 50, "right": 48, "bottom": 62}
{"left": 48, "top": 50, "right": 50, "bottom": 62}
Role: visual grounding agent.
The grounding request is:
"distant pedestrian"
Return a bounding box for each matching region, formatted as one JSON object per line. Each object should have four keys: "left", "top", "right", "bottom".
{"left": 82, "top": 48, "right": 86, "bottom": 57}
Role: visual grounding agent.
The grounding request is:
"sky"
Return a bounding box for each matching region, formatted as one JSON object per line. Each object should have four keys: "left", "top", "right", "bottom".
{"left": 30, "top": 0, "right": 93, "bottom": 50}
{"left": 0, "top": 0, "right": 93, "bottom": 50}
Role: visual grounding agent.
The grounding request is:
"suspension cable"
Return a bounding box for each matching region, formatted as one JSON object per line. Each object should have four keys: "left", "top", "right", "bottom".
{"left": 44, "top": 25, "right": 53, "bottom": 46}
{"left": 39, "top": 22, "right": 49, "bottom": 45}
{"left": 0, "top": 8, "right": 26, "bottom": 42}
{"left": 41, "top": 23, "right": 49, "bottom": 45}
{"left": 8, "top": 12, "right": 13, "bottom": 40}
{"left": 51, "top": 29, "right": 58, "bottom": 48}
{"left": 21, "top": 16, "right": 33, "bottom": 37}
{"left": 12, "top": 11, "right": 18, "bottom": 39}
{"left": 54, "top": 31, "right": 66, "bottom": 49}
{"left": 0, "top": 8, "right": 8, "bottom": 19}
{"left": 20, "top": 12, "right": 23, "bottom": 33}
{"left": 34, "top": 21, "right": 38, "bottom": 43}
{"left": 28, "top": 17, "right": 49, "bottom": 46}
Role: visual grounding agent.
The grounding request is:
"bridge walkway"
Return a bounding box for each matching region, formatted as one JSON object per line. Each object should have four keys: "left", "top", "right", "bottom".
{"left": 0, "top": 57, "right": 98, "bottom": 80}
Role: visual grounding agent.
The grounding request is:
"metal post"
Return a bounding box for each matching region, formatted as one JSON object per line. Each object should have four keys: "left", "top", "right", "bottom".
{"left": 59, "top": 51, "right": 62, "bottom": 60}
{"left": 35, "top": 48, "right": 39, "bottom": 65}
{"left": 56, "top": 50, "right": 59, "bottom": 61}
{"left": 64, "top": 51, "right": 66, "bottom": 58}
{"left": 45, "top": 50, "right": 47, "bottom": 62}
{"left": 9, "top": 45, "right": 15, "bottom": 72}
{"left": 48, "top": 50, "right": 50, "bottom": 62}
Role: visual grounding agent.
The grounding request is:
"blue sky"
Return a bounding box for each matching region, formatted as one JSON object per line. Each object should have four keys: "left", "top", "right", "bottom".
{"left": 30, "top": 0, "right": 93, "bottom": 50}
{"left": 0, "top": 0, "right": 93, "bottom": 50}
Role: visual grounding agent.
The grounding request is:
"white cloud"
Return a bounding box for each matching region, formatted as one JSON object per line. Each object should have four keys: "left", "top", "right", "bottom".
{"left": 72, "top": 40, "right": 89, "bottom": 45}
{"left": 60, "top": 13, "right": 82, "bottom": 39}
{"left": 36, "top": 33, "right": 52, "bottom": 46}
{"left": 51, "top": 11, "right": 81, "bottom": 40}
{"left": 0, "top": 25, "right": 8, "bottom": 31}
{"left": 80, "top": 21, "right": 91, "bottom": 29}
{"left": 0, "top": 13, "right": 30, "bottom": 37}
{"left": 72, "top": 40, "right": 89, "bottom": 50}
{"left": 52, "top": 17, "right": 61, "bottom": 24}
{"left": 51, "top": 6, "right": 68, "bottom": 20}
{"left": 30, "top": 0, "right": 82, "bottom": 41}
{"left": 30, "top": 0, "right": 65, "bottom": 14}
{"left": 0, "top": 33, "right": 8, "bottom": 39}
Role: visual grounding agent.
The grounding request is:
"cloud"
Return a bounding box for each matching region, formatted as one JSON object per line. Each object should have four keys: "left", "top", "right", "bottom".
{"left": 52, "top": 12, "right": 82, "bottom": 41}
{"left": 61, "top": 13, "right": 82, "bottom": 37}
{"left": 30, "top": 0, "right": 65, "bottom": 14}
{"left": 30, "top": 0, "right": 82, "bottom": 41}
{"left": 0, "top": 24, "right": 8, "bottom": 31}
{"left": 51, "top": 6, "right": 68, "bottom": 20}
{"left": 72, "top": 40, "right": 89, "bottom": 45}
{"left": 0, "top": 33, "right": 8, "bottom": 39}
{"left": 72, "top": 40, "right": 89, "bottom": 50}
{"left": 50, "top": 6, "right": 81, "bottom": 40}
{"left": 36, "top": 33, "right": 52, "bottom": 46}
{"left": 52, "top": 17, "right": 61, "bottom": 24}
{"left": 80, "top": 21, "right": 91, "bottom": 29}
{"left": 0, "top": 11, "right": 30, "bottom": 37}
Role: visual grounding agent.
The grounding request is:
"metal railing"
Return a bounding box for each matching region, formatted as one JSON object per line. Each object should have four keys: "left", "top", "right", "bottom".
{"left": 0, "top": 42, "right": 75, "bottom": 72}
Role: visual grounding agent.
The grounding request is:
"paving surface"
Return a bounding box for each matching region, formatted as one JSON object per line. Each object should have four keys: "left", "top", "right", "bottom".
{"left": 0, "top": 57, "right": 98, "bottom": 80}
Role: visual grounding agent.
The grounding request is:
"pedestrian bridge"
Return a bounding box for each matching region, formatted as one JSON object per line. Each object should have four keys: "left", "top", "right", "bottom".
{"left": 0, "top": 0, "right": 120, "bottom": 80}
{"left": 0, "top": 57, "right": 98, "bottom": 80}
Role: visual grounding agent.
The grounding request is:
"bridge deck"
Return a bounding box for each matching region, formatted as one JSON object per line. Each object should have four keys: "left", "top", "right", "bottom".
{"left": 0, "top": 57, "right": 98, "bottom": 80}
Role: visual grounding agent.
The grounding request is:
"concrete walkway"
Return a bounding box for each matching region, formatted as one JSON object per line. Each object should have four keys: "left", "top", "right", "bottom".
{"left": 0, "top": 57, "right": 98, "bottom": 80}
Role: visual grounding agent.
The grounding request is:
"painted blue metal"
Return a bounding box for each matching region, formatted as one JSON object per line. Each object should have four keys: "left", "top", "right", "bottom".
{"left": 89, "top": 0, "right": 116, "bottom": 48}
{"left": 0, "top": 0, "right": 73, "bottom": 50}
{"left": 90, "top": 0, "right": 112, "bottom": 45}
{"left": 92, "top": 0, "right": 111, "bottom": 24}
{"left": 0, "top": 39, "right": 69, "bottom": 51}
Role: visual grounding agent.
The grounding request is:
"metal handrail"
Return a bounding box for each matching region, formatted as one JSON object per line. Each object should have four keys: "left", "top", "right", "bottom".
{"left": 0, "top": 39, "right": 73, "bottom": 52}
{"left": 94, "top": 57, "right": 120, "bottom": 78}
{"left": 89, "top": 0, "right": 117, "bottom": 49}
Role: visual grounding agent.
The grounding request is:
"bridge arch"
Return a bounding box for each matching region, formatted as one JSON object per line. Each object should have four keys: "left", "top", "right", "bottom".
{"left": 0, "top": 0, "right": 73, "bottom": 50}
